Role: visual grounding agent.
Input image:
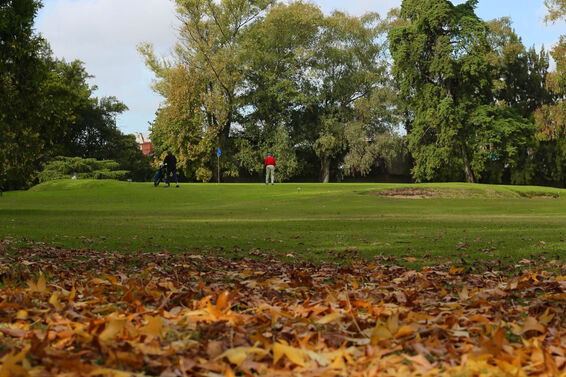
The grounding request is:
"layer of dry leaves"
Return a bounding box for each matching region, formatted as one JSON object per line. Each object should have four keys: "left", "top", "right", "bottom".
{"left": 0, "top": 242, "right": 565, "bottom": 377}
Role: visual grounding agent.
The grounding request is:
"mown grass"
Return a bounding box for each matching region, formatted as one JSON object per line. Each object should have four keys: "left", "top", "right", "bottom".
{"left": 1, "top": 179, "right": 566, "bottom": 266}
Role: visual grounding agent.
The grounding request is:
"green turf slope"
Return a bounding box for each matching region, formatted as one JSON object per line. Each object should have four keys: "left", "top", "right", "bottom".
{"left": 2, "top": 180, "right": 566, "bottom": 265}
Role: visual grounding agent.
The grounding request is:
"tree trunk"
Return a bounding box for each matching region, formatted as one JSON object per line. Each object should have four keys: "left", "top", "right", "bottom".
{"left": 462, "top": 145, "right": 474, "bottom": 183}
{"left": 320, "top": 154, "right": 331, "bottom": 183}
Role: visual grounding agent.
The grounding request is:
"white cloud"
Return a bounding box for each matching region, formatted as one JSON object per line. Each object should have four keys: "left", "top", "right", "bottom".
{"left": 311, "top": 0, "right": 400, "bottom": 17}
{"left": 35, "top": 0, "right": 564, "bottom": 134}
{"left": 36, "top": 0, "right": 180, "bottom": 134}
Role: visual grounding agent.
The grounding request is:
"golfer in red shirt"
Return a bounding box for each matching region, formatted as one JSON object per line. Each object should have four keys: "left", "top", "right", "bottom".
{"left": 264, "top": 152, "right": 276, "bottom": 185}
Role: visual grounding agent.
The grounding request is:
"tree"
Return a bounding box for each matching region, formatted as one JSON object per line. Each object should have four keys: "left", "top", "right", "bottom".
{"left": 37, "top": 56, "right": 149, "bottom": 180}
{"left": 486, "top": 18, "right": 553, "bottom": 118}
{"left": 143, "top": 1, "right": 392, "bottom": 183}
{"left": 38, "top": 156, "right": 129, "bottom": 182}
{"left": 0, "top": 2, "right": 145, "bottom": 188}
{"left": 0, "top": 0, "right": 45, "bottom": 189}
{"left": 236, "top": 1, "right": 322, "bottom": 181}
{"left": 341, "top": 84, "right": 406, "bottom": 178}
{"left": 308, "top": 11, "right": 390, "bottom": 182}
{"left": 140, "top": 0, "right": 274, "bottom": 182}
{"left": 529, "top": 0, "right": 566, "bottom": 186}
{"left": 390, "top": 0, "right": 534, "bottom": 183}
{"left": 545, "top": 0, "right": 566, "bottom": 21}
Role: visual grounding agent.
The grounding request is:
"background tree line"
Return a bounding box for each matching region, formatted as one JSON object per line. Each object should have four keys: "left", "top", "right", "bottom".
{"left": 4, "top": 0, "right": 566, "bottom": 188}
{"left": 0, "top": 0, "right": 151, "bottom": 190}
{"left": 139, "top": 0, "right": 566, "bottom": 186}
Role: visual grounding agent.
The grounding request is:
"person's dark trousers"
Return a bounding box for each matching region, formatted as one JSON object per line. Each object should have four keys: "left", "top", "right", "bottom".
{"left": 165, "top": 168, "right": 178, "bottom": 186}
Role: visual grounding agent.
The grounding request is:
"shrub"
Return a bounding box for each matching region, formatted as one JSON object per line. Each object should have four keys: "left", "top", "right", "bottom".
{"left": 38, "top": 157, "right": 130, "bottom": 183}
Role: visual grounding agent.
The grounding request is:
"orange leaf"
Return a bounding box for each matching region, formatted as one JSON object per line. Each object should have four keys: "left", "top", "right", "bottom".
{"left": 449, "top": 265, "right": 465, "bottom": 275}
{"left": 225, "top": 365, "right": 236, "bottom": 377}
{"left": 395, "top": 325, "right": 414, "bottom": 338}
{"left": 216, "top": 290, "right": 231, "bottom": 312}
{"left": 68, "top": 279, "right": 76, "bottom": 302}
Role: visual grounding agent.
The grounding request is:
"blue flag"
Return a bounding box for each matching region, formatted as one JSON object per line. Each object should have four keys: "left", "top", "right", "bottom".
{"left": 217, "top": 147, "right": 221, "bottom": 157}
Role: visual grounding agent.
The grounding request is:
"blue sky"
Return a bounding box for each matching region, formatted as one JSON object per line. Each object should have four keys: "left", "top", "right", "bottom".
{"left": 35, "top": 0, "right": 566, "bottom": 135}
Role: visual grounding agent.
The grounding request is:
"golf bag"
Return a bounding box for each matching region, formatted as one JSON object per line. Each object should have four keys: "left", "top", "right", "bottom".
{"left": 153, "top": 163, "right": 168, "bottom": 186}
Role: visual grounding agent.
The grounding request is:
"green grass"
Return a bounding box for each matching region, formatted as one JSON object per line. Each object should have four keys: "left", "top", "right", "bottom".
{"left": 2, "top": 179, "right": 566, "bottom": 265}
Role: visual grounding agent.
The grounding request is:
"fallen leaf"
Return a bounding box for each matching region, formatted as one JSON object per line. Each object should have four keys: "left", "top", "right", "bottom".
{"left": 273, "top": 342, "right": 305, "bottom": 367}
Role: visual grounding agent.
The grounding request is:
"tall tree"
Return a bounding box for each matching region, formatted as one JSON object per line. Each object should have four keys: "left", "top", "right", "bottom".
{"left": 309, "top": 11, "right": 389, "bottom": 182}
{"left": 236, "top": 1, "right": 322, "bottom": 181}
{"left": 531, "top": 0, "right": 566, "bottom": 186}
{"left": 37, "top": 56, "right": 145, "bottom": 180}
{"left": 140, "top": 0, "right": 274, "bottom": 181}
{"left": 487, "top": 18, "right": 553, "bottom": 118}
{"left": 0, "top": 0, "right": 45, "bottom": 189}
{"left": 390, "top": 0, "right": 533, "bottom": 183}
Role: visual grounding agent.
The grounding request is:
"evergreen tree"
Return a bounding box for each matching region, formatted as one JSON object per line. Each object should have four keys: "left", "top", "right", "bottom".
{"left": 0, "top": 0, "right": 45, "bottom": 189}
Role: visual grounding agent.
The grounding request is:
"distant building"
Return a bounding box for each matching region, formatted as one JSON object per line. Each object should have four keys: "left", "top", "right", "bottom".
{"left": 133, "top": 132, "right": 153, "bottom": 156}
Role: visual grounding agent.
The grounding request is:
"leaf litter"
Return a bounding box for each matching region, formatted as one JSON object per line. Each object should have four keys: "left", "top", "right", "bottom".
{"left": 0, "top": 242, "right": 565, "bottom": 376}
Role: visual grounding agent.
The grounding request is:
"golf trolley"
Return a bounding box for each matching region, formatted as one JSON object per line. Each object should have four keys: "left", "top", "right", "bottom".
{"left": 153, "top": 163, "right": 168, "bottom": 187}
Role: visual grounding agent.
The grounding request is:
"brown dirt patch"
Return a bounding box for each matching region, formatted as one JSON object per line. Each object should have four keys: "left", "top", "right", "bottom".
{"left": 368, "top": 187, "right": 500, "bottom": 199}
{"left": 368, "top": 187, "right": 560, "bottom": 199}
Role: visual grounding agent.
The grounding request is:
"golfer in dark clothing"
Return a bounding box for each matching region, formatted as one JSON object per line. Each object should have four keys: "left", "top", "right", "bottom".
{"left": 163, "top": 151, "right": 179, "bottom": 187}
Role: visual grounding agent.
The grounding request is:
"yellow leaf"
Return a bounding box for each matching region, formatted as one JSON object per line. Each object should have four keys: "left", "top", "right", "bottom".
{"left": 90, "top": 368, "right": 140, "bottom": 377}
{"left": 317, "top": 312, "right": 342, "bottom": 324}
{"left": 48, "top": 292, "right": 65, "bottom": 311}
{"left": 539, "top": 308, "right": 554, "bottom": 325}
{"left": 329, "top": 354, "right": 345, "bottom": 369}
{"left": 216, "top": 346, "right": 268, "bottom": 366}
{"left": 139, "top": 315, "right": 163, "bottom": 338}
{"left": 27, "top": 274, "right": 48, "bottom": 294}
{"left": 73, "top": 324, "right": 93, "bottom": 343}
{"left": 0, "top": 344, "right": 30, "bottom": 377}
{"left": 387, "top": 312, "right": 399, "bottom": 335}
{"left": 99, "top": 317, "right": 126, "bottom": 344}
{"left": 273, "top": 342, "right": 305, "bottom": 367}
{"left": 370, "top": 324, "right": 393, "bottom": 345}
